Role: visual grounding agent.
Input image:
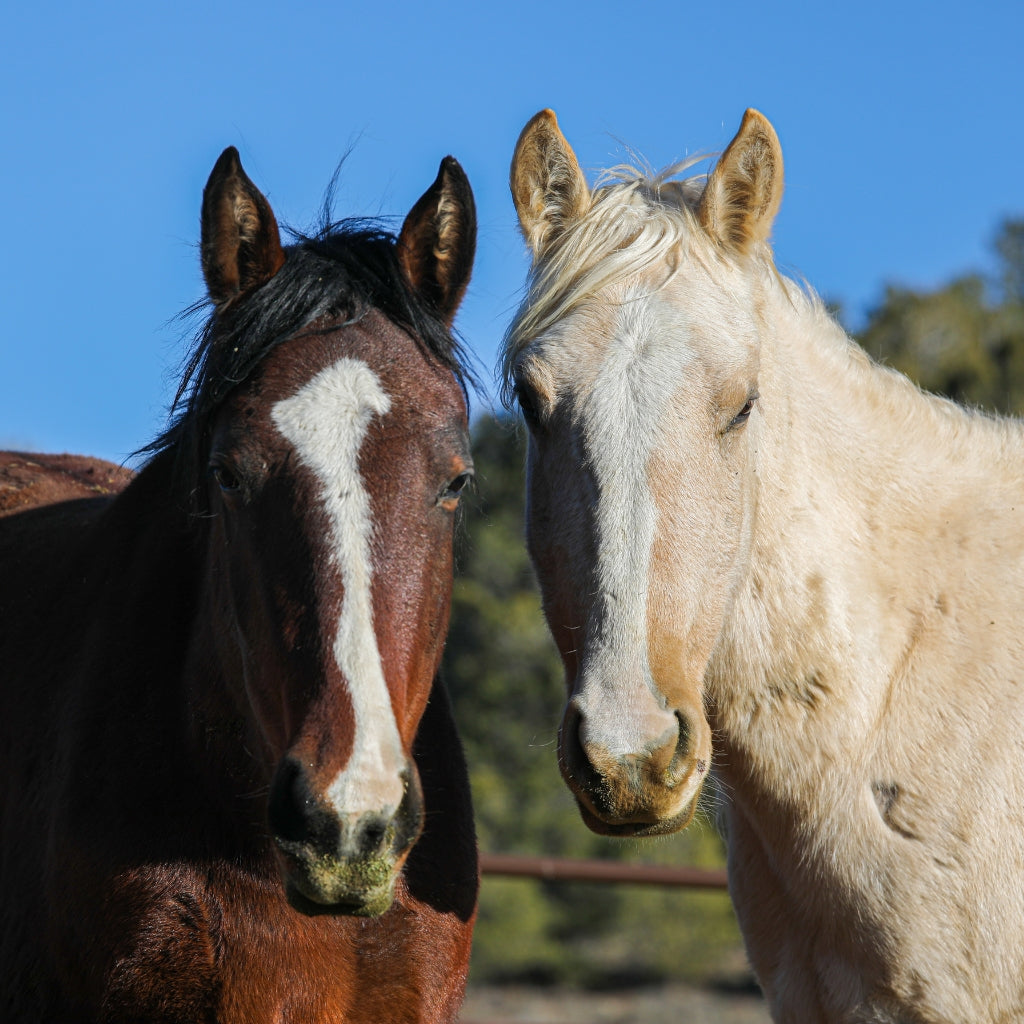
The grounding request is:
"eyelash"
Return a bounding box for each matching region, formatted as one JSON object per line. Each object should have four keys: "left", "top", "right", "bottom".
{"left": 438, "top": 471, "right": 474, "bottom": 508}
{"left": 514, "top": 386, "right": 540, "bottom": 427}
{"left": 730, "top": 394, "right": 759, "bottom": 429}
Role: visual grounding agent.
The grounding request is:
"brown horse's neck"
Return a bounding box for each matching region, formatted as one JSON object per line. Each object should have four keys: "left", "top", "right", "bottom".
{"left": 65, "top": 452, "right": 278, "bottom": 854}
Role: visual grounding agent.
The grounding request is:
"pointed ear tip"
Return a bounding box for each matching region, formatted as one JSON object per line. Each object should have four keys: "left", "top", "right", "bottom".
{"left": 741, "top": 108, "right": 779, "bottom": 139}
{"left": 519, "top": 108, "right": 560, "bottom": 138}
{"left": 214, "top": 145, "right": 242, "bottom": 169}
{"left": 438, "top": 154, "right": 469, "bottom": 184}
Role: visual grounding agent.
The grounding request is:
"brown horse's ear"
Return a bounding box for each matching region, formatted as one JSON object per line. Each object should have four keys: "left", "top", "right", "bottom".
{"left": 510, "top": 109, "right": 590, "bottom": 258}
{"left": 397, "top": 156, "right": 477, "bottom": 326}
{"left": 201, "top": 147, "right": 286, "bottom": 307}
{"left": 697, "top": 109, "right": 784, "bottom": 256}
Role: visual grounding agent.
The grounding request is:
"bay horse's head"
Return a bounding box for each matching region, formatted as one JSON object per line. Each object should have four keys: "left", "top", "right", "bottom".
{"left": 164, "top": 148, "right": 475, "bottom": 915}
{"left": 504, "top": 110, "right": 783, "bottom": 836}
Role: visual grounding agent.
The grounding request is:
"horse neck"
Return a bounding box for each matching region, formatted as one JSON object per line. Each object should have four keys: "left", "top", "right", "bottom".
{"left": 106, "top": 455, "right": 282, "bottom": 849}
{"left": 708, "top": 275, "right": 1024, "bottom": 797}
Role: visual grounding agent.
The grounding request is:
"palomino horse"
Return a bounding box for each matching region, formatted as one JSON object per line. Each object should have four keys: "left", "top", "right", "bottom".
{"left": 504, "top": 108, "right": 1024, "bottom": 1022}
{"left": 0, "top": 147, "right": 478, "bottom": 1022}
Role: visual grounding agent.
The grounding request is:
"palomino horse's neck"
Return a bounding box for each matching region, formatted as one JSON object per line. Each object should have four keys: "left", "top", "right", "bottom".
{"left": 708, "top": 276, "right": 1024, "bottom": 798}
{"left": 703, "top": 273, "right": 1024, "bottom": 1018}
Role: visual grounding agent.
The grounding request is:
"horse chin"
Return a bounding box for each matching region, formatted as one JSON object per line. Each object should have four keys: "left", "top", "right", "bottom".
{"left": 280, "top": 855, "right": 401, "bottom": 918}
{"left": 574, "top": 790, "right": 701, "bottom": 838}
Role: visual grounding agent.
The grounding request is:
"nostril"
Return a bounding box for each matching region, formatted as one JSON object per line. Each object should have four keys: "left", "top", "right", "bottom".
{"left": 559, "top": 702, "right": 584, "bottom": 771}
{"left": 358, "top": 815, "right": 390, "bottom": 855}
{"left": 268, "top": 757, "right": 314, "bottom": 844}
{"left": 559, "top": 702, "right": 603, "bottom": 791}
{"left": 665, "top": 711, "right": 693, "bottom": 788}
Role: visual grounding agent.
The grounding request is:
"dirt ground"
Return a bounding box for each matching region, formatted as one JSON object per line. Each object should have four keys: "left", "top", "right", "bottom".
{"left": 460, "top": 980, "right": 772, "bottom": 1024}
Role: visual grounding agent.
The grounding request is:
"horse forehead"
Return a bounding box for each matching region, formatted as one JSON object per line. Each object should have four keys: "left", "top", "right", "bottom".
{"left": 270, "top": 355, "right": 390, "bottom": 482}
{"left": 260, "top": 317, "right": 463, "bottom": 432}
{"left": 531, "top": 285, "right": 753, "bottom": 432}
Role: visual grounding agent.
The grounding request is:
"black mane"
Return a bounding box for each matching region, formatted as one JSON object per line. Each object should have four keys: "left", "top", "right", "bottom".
{"left": 142, "top": 220, "right": 472, "bottom": 501}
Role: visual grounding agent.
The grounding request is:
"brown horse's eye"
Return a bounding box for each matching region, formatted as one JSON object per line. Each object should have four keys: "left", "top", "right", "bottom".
{"left": 210, "top": 462, "right": 242, "bottom": 494}
{"left": 438, "top": 471, "right": 473, "bottom": 509}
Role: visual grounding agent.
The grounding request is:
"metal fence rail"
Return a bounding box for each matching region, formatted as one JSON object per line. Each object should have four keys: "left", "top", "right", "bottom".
{"left": 479, "top": 852, "right": 729, "bottom": 890}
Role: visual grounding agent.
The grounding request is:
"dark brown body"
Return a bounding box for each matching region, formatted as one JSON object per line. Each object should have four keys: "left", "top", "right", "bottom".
{"left": 0, "top": 146, "right": 479, "bottom": 1021}
{"left": 0, "top": 456, "right": 476, "bottom": 1021}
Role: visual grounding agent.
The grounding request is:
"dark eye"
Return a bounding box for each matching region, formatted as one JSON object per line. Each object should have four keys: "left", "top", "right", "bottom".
{"left": 730, "top": 393, "right": 759, "bottom": 429}
{"left": 209, "top": 461, "right": 242, "bottom": 494}
{"left": 514, "top": 385, "right": 540, "bottom": 428}
{"left": 438, "top": 471, "right": 474, "bottom": 508}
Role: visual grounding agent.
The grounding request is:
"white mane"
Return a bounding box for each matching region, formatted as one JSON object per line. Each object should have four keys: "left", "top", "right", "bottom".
{"left": 504, "top": 149, "right": 1021, "bottom": 456}
{"left": 502, "top": 159, "right": 716, "bottom": 404}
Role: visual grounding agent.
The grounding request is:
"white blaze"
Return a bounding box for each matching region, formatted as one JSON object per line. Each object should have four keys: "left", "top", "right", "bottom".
{"left": 271, "top": 357, "right": 406, "bottom": 815}
{"left": 576, "top": 293, "right": 690, "bottom": 755}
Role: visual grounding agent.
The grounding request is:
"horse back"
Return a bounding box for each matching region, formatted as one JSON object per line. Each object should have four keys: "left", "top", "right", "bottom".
{"left": 0, "top": 452, "right": 132, "bottom": 719}
{"left": 0, "top": 452, "right": 133, "bottom": 517}
{"left": 0, "top": 458, "right": 131, "bottom": 1012}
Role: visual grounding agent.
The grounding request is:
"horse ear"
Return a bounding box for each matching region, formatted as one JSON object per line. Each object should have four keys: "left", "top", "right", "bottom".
{"left": 510, "top": 109, "right": 590, "bottom": 258}
{"left": 698, "top": 109, "right": 784, "bottom": 256}
{"left": 397, "top": 156, "right": 477, "bottom": 325}
{"left": 201, "top": 147, "right": 285, "bottom": 307}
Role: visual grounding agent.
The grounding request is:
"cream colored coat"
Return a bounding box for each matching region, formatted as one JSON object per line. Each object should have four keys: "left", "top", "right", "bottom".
{"left": 505, "top": 108, "right": 1024, "bottom": 1023}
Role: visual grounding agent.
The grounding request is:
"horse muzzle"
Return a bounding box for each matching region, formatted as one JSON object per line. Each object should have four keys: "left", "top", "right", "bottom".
{"left": 267, "top": 756, "right": 424, "bottom": 916}
{"left": 558, "top": 701, "right": 710, "bottom": 837}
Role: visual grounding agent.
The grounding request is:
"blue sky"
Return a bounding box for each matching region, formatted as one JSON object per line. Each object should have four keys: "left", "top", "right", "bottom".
{"left": 2, "top": 1, "right": 1021, "bottom": 462}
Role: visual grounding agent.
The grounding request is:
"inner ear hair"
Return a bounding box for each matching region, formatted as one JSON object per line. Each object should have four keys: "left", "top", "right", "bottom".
{"left": 201, "top": 147, "right": 285, "bottom": 307}
{"left": 698, "top": 109, "right": 783, "bottom": 256}
{"left": 510, "top": 109, "right": 590, "bottom": 257}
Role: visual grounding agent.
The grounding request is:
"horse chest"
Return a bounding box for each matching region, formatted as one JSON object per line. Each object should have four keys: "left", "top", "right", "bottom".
{"left": 725, "top": 789, "right": 1024, "bottom": 1023}
{"left": 92, "top": 885, "right": 459, "bottom": 1023}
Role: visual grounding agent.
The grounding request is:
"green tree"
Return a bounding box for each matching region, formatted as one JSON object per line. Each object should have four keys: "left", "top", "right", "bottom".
{"left": 858, "top": 220, "right": 1024, "bottom": 413}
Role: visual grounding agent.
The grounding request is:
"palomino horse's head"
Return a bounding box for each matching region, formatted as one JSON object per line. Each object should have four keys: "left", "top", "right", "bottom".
{"left": 505, "top": 110, "right": 783, "bottom": 836}
{"left": 180, "top": 149, "right": 475, "bottom": 914}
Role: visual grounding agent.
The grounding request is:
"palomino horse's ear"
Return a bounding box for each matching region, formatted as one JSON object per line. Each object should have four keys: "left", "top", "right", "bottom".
{"left": 697, "top": 109, "right": 784, "bottom": 256}
{"left": 201, "top": 147, "right": 286, "bottom": 307}
{"left": 510, "top": 109, "right": 590, "bottom": 258}
{"left": 397, "top": 156, "right": 477, "bottom": 326}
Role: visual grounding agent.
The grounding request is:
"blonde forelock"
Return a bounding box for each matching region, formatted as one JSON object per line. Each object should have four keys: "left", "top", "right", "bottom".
{"left": 501, "top": 158, "right": 765, "bottom": 406}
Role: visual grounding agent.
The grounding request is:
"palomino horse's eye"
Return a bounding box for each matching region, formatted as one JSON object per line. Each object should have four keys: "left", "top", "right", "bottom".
{"left": 438, "top": 471, "right": 474, "bottom": 509}
{"left": 731, "top": 394, "right": 759, "bottom": 429}
{"left": 514, "top": 385, "right": 541, "bottom": 428}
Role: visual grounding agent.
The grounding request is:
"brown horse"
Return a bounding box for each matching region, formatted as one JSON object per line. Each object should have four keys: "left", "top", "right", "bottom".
{"left": 0, "top": 146, "right": 478, "bottom": 1022}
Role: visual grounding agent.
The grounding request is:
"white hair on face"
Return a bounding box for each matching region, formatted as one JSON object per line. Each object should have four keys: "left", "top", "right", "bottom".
{"left": 573, "top": 290, "right": 696, "bottom": 755}
{"left": 501, "top": 159, "right": 721, "bottom": 405}
{"left": 271, "top": 358, "right": 406, "bottom": 815}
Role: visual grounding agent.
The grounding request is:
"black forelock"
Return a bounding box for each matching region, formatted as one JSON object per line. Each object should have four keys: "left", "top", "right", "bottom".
{"left": 140, "top": 219, "right": 474, "bottom": 502}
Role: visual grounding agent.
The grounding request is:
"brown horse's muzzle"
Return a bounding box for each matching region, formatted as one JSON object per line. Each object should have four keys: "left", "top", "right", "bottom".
{"left": 267, "top": 755, "right": 424, "bottom": 916}
{"left": 558, "top": 701, "right": 709, "bottom": 837}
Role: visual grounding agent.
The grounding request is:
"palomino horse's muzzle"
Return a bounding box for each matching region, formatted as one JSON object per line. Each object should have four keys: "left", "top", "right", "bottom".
{"left": 558, "top": 701, "right": 709, "bottom": 837}
{"left": 267, "top": 755, "right": 423, "bottom": 916}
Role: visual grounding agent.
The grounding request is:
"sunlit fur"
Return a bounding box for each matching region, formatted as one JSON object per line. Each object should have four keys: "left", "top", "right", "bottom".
{"left": 501, "top": 160, "right": 706, "bottom": 405}
{"left": 506, "top": 108, "right": 1024, "bottom": 1022}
